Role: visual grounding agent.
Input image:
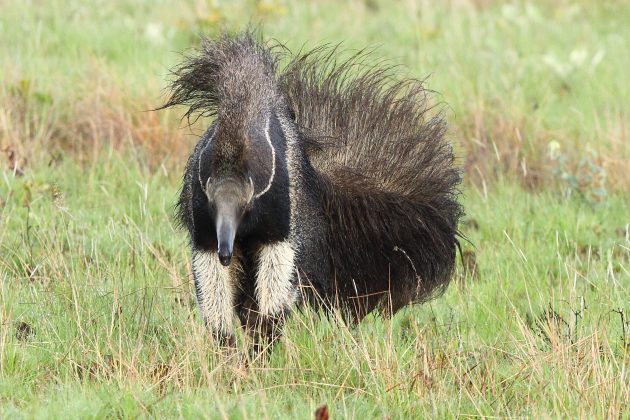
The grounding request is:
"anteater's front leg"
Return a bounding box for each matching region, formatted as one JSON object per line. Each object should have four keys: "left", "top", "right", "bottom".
{"left": 192, "top": 249, "right": 239, "bottom": 346}
{"left": 244, "top": 240, "right": 298, "bottom": 347}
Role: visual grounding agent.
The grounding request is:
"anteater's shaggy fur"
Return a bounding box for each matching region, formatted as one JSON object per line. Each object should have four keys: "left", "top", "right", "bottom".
{"left": 160, "top": 31, "right": 463, "bottom": 347}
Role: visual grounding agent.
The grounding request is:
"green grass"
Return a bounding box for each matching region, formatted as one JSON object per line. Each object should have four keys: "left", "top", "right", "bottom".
{"left": 1, "top": 155, "right": 628, "bottom": 418}
{"left": 1, "top": 0, "right": 629, "bottom": 418}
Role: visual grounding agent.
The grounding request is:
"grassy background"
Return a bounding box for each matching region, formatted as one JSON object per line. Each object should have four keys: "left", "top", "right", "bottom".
{"left": 1, "top": 0, "right": 628, "bottom": 418}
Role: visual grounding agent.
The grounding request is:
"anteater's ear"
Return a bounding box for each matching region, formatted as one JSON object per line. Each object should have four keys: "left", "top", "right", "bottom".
{"left": 287, "top": 106, "right": 297, "bottom": 121}
{"left": 204, "top": 178, "right": 214, "bottom": 197}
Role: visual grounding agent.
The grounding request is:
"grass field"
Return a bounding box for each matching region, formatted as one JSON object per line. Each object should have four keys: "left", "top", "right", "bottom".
{"left": 1, "top": 0, "right": 629, "bottom": 418}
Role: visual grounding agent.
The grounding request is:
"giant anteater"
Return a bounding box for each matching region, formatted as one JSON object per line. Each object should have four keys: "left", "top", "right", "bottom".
{"left": 160, "top": 31, "right": 463, "bottom": 347}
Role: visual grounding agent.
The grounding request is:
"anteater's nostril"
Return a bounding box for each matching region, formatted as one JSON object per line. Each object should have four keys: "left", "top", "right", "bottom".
{"left": 218, "top": 252, "right": 232, "bottom": 266}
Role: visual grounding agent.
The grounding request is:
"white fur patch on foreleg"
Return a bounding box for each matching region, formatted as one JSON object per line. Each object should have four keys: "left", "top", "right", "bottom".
{"left": 255, "top": 241, "right": 297, "bottom": 316}
{"left": 192, "top": 250, "right": 237, "bottom": 335}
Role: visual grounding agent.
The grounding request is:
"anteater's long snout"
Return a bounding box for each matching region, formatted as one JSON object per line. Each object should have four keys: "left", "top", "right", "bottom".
{"left": 213, "top": 187, "right": 244, "bottom": 266}
{"left": 216, "top": 209, "right": 237, "bottom": 266}
{"left": 209, "top": 177, "right": 253, "bottom": 267}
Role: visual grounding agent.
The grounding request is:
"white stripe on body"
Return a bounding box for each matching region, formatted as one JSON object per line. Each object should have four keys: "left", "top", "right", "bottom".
{"left": 254, "top": 116, "right": 276, "bottom": 199}
{"left": 198, "top": 128, "right": 216, "bottom": 192}
{"left": 192, "top": 250, "right": 239, "bottom": 335}
{"left": 255, "top": 241, "right": 297, "bottom": 316}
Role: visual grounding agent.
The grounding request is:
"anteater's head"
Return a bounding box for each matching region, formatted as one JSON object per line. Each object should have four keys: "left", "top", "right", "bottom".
{"left": 200, "top": 109, "right": 290, "bottom": 266}
{"left": 160, "top": 32, "right": 292, "bottom": 266}
{"left": 200, "top": 127, "right": 254, "bottom": 265}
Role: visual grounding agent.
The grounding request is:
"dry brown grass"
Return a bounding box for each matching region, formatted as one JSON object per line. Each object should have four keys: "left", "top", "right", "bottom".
{"left": 3, "top": 84, "right": 628, "bottom": 198}
{"left": 0, "top": 75, "right": 193, "bottom": 176}
{"left": 599, "top": 113, "right": 630, "bottom": 192}
{"left": 457, "top": 103, "right": 552, "bottom": 191}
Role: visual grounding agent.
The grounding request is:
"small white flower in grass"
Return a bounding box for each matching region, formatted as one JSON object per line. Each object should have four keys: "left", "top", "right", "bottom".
{"left": 548, "top": 140, "right": 561, "bottom": 160}
{"left": 590, "top": 49, "right": 605, "bottom": 71}
{"left": 569, "top": 49, "right": 588, "bottom": 67}
{"left": 145, "top": 23, "right": 164, "bottom": 45}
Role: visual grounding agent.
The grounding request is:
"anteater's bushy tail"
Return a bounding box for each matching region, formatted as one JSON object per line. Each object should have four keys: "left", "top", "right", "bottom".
{"left": 280, "top": 46, "right": 463, "bottom": 305}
